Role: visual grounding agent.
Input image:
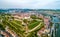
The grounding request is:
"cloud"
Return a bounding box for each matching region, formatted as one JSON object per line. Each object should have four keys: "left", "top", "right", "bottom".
{"left": 0, "top": 0, "right": 60, "bottom": 9}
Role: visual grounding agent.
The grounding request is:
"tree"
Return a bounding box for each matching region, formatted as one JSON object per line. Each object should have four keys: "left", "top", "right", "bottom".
{"left": 30, "top": 15, "right": 37, "bottom": 19}
{"left": 23, "top": 19, "right": 28, "bottom": 24}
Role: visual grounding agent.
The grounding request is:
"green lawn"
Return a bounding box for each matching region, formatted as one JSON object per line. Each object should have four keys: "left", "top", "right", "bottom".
{"left": 28, "top": 21, "right": 40, "bottom": 29}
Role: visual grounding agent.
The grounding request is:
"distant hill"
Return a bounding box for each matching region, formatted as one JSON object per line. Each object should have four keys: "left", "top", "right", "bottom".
{"left": 0, "top": 9, "right": 60, "bottom": 13}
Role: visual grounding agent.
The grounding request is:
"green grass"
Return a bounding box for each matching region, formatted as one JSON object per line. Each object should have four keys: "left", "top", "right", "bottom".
{"left": 28, "top": 20, "right": 37, "bottom": 24}
{"left": 28, "top": 21, "right": 40, "bottom": 29}
{"left": 0, "top": 24, "right": 5, "bottom": 30}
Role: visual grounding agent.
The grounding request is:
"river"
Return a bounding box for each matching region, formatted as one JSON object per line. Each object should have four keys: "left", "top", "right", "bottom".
{"left": 51, "top": 16, "right": 60, "bottom": 37}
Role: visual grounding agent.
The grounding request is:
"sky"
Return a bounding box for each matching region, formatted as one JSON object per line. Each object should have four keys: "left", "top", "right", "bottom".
{"left": 0, "top": 0, "right": 60, "bottom": 9}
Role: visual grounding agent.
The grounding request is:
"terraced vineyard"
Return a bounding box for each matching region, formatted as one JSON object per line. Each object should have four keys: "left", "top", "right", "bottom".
{"left": 0, "top": 13, "right": 44, "bottom": 37}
